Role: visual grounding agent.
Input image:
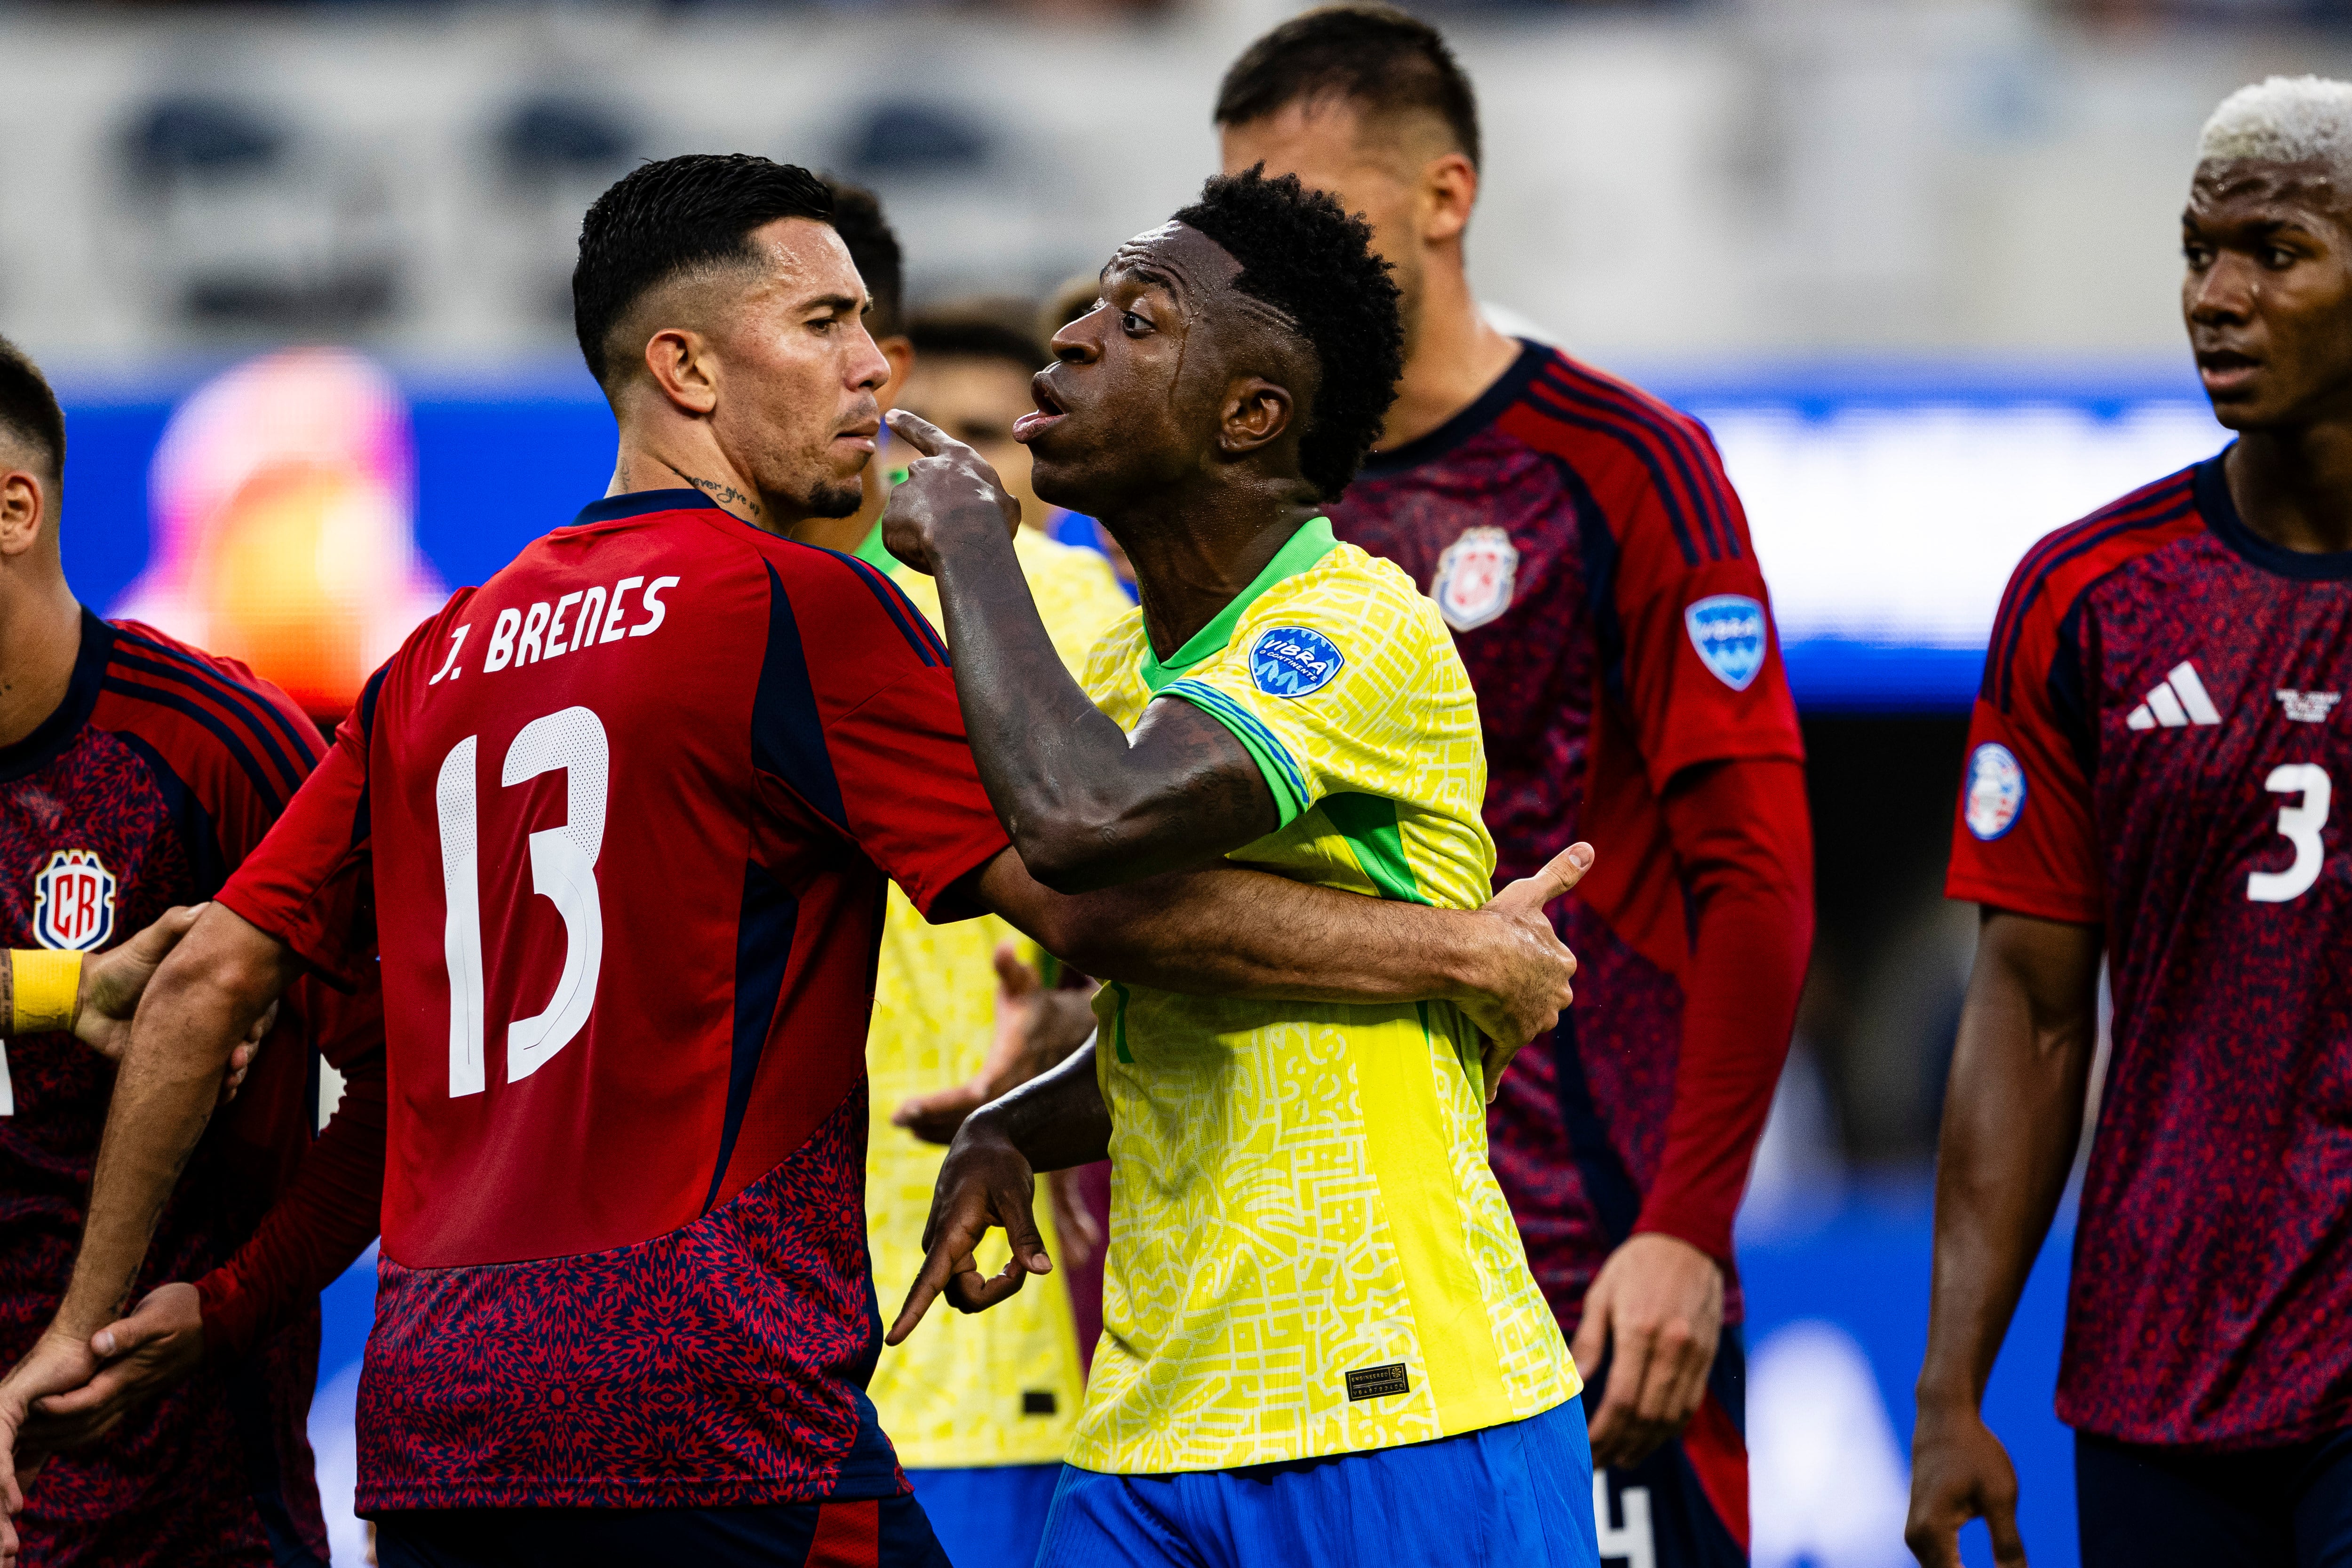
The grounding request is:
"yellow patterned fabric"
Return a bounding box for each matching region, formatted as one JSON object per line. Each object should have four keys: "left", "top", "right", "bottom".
{"left": 861, "top": 522, "right": 1128, "bottom": 1470}
{"left": 1069, "top": 515, "right": 1579, "bottom": 1476}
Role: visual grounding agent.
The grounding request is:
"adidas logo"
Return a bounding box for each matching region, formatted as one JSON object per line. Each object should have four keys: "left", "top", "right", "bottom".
{"left": 2126, "top": 661, "right": 2224, "bottom": 730}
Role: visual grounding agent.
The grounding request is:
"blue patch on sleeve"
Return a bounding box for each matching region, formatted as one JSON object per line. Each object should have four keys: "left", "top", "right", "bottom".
{"left": 1249, "top": 627, "right": 1345, "bottom": 698}
{"left": 1684, "top": 594, "right": 1767, "bottom": 692}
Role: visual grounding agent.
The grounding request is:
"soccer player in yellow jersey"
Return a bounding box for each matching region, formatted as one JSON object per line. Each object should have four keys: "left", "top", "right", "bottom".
{"left": 879, "top": 169, "right": 1601, "bottom": 1567}
{"left": 851, "top": 406, "right": 1131, "bottom": 1568}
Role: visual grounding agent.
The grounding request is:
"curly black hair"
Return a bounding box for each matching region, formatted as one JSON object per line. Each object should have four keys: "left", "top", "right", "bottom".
{"left": 1173, "top": 167, "right": 1403, "bottom": 501}
{"left": 573, "top": 154, "right": 833, "bottom": 388}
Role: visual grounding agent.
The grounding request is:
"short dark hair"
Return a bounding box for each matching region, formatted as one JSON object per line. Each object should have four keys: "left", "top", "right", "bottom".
{"left": 572, "top": 154, "right": 834, "bottom": 387}
{"left": 1174, "top": 168, "right": 1403, "bottom": 501}
{"left": 0, "top": 336, "right": 65, "bottom": 486}
{"left": 908, "top": 305, "right": 1043, "bottom": 377}
{"left": 824, "top": 180, "right": 906, "bottom": 340}
{"left": 1215, "top": 4, "right": 1480, "bottom": 172}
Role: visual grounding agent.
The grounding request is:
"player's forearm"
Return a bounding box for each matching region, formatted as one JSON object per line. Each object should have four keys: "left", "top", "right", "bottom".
{"left": 924, "top": 515, "right": 1273, "bottom": 890}
{"left": 1636, "top": 759, "right": 1814, "bottom": 1261}
{"left": 55, "top": 915, "right": 296, "bottom": 1338}
{"left": 992, "top": 856, "right": 1492, "bottom": 1006}
{"left": 1915, "top": 910, "right": 2101, "bottom": 1414}
{"left": 968, "top": 1037, "right": 1112, "bottom": 1173}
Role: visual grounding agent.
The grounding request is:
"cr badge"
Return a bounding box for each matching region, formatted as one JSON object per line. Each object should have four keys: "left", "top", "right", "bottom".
{"left": 1432, "top": 526, "right": 1518, "bottom": 632}
{"left": 33, "top": 849, "right": 117, "bottom": 952}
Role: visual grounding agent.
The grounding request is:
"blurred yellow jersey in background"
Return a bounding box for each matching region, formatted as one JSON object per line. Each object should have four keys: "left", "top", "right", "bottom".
{"left": 1070, "top": 517, "right": 1579, "bottom": 1476}
{"left": 858, "top": 520, "right": 1132, "bottom": 1469}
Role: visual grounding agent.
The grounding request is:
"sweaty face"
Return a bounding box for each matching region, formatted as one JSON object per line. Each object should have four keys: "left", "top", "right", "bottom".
{"left": 898, "top": 354, "right": 1048, "bottom": 525}
{"left": 706, "top": 218, "right": 887, "bottom": 518}
{"left": 1018, "top": 223, "right": 1256, "bottom": 514}
{"left": 2183, "top": 159, "right": 2352, "bottom": 430}
{"left": 1222, "top": 99, "right": 1429, "bottom": 338}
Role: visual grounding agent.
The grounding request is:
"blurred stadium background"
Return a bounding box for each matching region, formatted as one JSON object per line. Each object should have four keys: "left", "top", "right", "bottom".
{"left": 7, "top": 0, "right": 2324, "bottom": 1559}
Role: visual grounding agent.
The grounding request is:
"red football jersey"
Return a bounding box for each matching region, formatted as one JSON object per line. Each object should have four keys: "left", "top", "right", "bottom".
{"left": 1950, "top": 453, "right": 2352, "bottom": 1447}
{"left": 0, "top": 613, "right": 380, "bottom": 1567}
{"left": 1329, "top": 343, "right": 1806, "bottom": 1324}
{"left": 217, "top": 489, "right": 1012, "bottom": 1511}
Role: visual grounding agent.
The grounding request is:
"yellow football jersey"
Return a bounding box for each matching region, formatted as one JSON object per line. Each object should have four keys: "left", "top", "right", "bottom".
{"left": 859, "top": 520, "right": 1131, "bottom": 1469}
{"left": 1068, "top": 515, "right": 1579, "bottom": 1476}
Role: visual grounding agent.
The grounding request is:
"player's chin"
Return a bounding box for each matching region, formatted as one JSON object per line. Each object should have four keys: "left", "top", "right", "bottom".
{"left": 801, "top": 478, "right": 866, "bottom": 520}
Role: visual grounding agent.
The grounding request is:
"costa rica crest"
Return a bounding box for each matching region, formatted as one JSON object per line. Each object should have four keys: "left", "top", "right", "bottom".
{"left": 1684, "top": 594, "right": 1768, "bottom": 692}
{"left": 1432, "top": 526, "right": 1518, "bottom": 633}
{"left": 1250, "top": 627, "right": 1344, "bottom": 698}
{"left": 33, "top": 849, "right": 117, "bottom": 952}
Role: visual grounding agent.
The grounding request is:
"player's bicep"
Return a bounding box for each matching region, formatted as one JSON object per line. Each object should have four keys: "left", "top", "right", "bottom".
{"left": 1121, "top": 692, "right": 1279, "bottom": 850}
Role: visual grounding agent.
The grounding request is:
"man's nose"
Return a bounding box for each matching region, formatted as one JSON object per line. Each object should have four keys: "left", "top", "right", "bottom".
{"left": 850, "top": 325, "right": 890, "bottom": 390}
{"left": 2189, "top": 255, "right": 2257, "bottom": 321}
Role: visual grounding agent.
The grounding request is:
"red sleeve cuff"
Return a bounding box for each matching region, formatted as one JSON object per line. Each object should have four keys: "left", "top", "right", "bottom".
{"left": 1943, "top": 873, "right": 2103, "bottom": 927}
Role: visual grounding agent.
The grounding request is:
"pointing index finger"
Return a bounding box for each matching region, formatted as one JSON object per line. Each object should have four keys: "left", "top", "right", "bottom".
{"left": 884, "top": 408, "right": 955, "bottom": 459}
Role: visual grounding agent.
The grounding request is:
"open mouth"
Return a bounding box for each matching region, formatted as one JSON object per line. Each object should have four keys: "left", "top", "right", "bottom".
{"left": 1014, "top": 374, "right": 1067, "bottom": 443}
{"left": 2196, "top": 349, "right": 2261, "bottom": 391}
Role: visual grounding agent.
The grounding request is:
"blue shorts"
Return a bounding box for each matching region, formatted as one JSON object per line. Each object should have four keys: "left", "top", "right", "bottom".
{"left": 906, "top": 1464, "right": 1061, "bottom": 1567}
{"left": 2077, "top": 1428, "right": 2352, "bottom": 1567}
{"left": 374, "top": 1495, "right": 949, "bottom": 1568}
{"left": 1035, "top": 1398, "right": 1599, "bottom": 1568}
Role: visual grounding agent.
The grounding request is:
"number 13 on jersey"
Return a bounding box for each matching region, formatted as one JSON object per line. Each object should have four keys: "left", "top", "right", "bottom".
{"left": 436, "top": 705, "right": 610, "bottom": 1095}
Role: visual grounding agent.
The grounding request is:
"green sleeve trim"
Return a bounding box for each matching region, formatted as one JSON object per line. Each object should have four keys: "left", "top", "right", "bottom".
{"left": 1107, "top": 981, "right": 1134, "bottom": 1063}
{"left": 1321, "top": 793, "right": 1428, "bottom": 905}
{"left": 1160, "top": 678, "right": 1311, "bottom": 828}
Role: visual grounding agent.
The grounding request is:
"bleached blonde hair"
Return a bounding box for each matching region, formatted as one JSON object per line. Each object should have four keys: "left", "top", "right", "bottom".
{"left": 2200, "top": 76, "right": 2352, "bottom": 170}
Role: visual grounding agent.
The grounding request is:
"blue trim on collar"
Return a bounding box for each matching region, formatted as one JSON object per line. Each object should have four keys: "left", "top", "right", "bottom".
{"left": 2196, "top": 447, "right": 2352, "bottom": 583}
{"left": 569, "top": 488, "right": 724, "bottom": 528}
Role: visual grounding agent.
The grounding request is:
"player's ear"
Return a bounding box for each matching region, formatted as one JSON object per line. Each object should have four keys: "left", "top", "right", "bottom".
{"left": 1421, "top": 151, "right": 1478, "bottom": 246}
{"left": 1219, "top": 376, "right": 1295, "bottom": 458}
{"left": 0, "top": 469, "right": 49, "bottom": 560}
{"left": 643, "top": 327, "right": 720, "bottom": 418}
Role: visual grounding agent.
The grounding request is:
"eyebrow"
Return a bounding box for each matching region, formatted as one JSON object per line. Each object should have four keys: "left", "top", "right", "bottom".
{"left": 799, "top": 291, "right": 864, "bottom": 315}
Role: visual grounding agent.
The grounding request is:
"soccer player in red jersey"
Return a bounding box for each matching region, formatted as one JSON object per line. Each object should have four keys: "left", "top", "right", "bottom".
{"left": 0, "top": 156, "right": 1579, "bottom": 1568}
{"left": 1215, "top": 10, "right": 1815, "bottom": 1562}
{"left": 0, "top": 336, "right": 385, "bottom": 1567}
{"left": 1908, "top": 76, "right": 2352, "bottom": 1566}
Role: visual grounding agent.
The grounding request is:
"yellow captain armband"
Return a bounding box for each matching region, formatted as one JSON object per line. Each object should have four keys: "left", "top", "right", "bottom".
{"left": 9, "top": 949, "right": 81, "bottom": 1035}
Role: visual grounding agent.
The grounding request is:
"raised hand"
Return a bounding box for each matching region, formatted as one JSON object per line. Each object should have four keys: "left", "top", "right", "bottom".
{"left": 1463, "top": 841, "right": 1592, "bottom": 1098}
{"left": 878, "top": 408, "right": 1022, "bottom": 576}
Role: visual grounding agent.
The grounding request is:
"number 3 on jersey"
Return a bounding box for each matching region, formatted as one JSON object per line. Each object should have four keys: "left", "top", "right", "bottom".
{"left": 437, "top": 705, "right": 609, "bottom": 1095}
{"left": 2251, "top": 763, "right": 2332, "bottom": 905}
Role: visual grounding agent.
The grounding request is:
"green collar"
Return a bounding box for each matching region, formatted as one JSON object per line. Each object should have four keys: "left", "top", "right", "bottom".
{"left": 853, "top": 518, "right": 898, "bottom": 576}
{"left": 1139, "top": 516, "right": 1337, "bottom": 693}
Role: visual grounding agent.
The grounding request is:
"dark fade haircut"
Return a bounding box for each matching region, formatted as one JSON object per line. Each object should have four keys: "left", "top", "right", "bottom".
{"left": 0, "top": 335, "right": 65, "bottom": 486}
{"left": 573, "top": 154, "right": 834, "bottom": 388}
{"left": 908, "top": 304, "right": 1044, "bottom": 376}
{"left": 1174, "top": 167, "right": 1403, "bottom": 501}
{"left": 824, "top": 180, "right": 906, "bottom": 340}
{"left": 1215, "top": 4, "right": 1481, "bottom": 172}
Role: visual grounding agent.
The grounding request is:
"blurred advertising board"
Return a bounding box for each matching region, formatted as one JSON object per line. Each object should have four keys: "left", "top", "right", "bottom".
{"left": 57, "top": 359, "right": 2225, "bottom": 717}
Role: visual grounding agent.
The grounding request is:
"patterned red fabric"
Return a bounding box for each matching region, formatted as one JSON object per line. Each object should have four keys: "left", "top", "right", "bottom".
{"left": 1949, "top": 451, "right": 2352, "bottom": 1448}
{"left": 218, "top": 489, "right": 1013, "bottom": 1509}
{"left": 0, "top": 612, "right": 375, "bottom": 1565}
{"left": 1327, "top": 342, "right": 1808, "bottom": 1331}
